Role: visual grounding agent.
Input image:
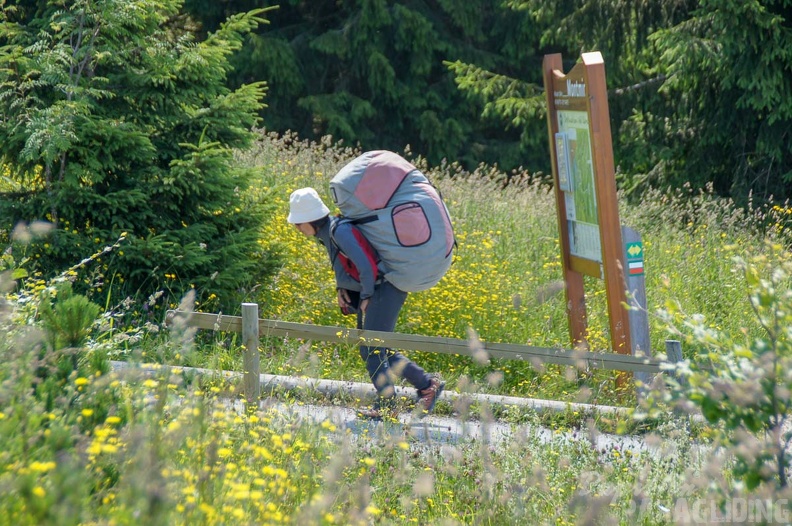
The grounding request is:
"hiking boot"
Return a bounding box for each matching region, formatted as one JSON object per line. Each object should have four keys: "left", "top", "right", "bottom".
{"left": 416, "top": 375, "right": 445, "bottom": 417}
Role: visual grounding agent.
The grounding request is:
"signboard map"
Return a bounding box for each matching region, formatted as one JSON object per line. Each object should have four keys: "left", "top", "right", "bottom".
{"left": 556, "top": 110, "right": 601, "bottom": 263}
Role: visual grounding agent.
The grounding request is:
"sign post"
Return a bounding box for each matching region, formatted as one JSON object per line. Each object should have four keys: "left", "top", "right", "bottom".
{"left": 542, "top": 52, "right": 633, "bottom": 364}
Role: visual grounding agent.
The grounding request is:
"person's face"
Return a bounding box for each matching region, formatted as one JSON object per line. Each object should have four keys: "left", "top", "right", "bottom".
{"left": 294, "top": 222, "right": 316, "bottom": 237}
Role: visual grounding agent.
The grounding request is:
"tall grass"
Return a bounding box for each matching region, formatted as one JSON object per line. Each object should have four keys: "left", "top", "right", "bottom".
{"left": 230, "top": 132, "right": 783, "bottom": 407}
{"left": 4, "top": 131, "right": 792, "bottom": 524}
{"left": 0, "top": 264, "right": 709, "bottom": 524}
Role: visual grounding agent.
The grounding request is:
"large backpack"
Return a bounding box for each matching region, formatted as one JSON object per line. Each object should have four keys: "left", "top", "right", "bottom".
{"left": 329, "top": 150, "right": 455, "bottom": 292}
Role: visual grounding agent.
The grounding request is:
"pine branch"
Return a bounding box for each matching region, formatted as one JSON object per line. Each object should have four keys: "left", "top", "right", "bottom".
{"left": 610, "top": 74, "right": 668, "bottom": 96}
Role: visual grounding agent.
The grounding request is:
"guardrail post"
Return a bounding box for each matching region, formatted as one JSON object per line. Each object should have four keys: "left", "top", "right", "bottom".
{"left": 622, "top": 226, "right": 651, "bottom": 398}
{"left": 242, "top": 303, "right": 260, "bottom": 403}
{"left": 664, "top": 339, "right": 686, "bottom": 387}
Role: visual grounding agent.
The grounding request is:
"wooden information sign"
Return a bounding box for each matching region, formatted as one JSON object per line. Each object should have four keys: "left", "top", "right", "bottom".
{"left": 542, "top": 52, "right": 632, "bottom": 358}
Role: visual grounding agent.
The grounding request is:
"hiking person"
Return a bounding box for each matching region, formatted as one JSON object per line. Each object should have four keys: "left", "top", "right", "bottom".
{"left": 287, "top": 186, "right": 444, "bottom": 420}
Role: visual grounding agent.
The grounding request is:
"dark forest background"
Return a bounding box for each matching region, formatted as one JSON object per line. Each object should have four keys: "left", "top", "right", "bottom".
{"left": 187, "top": 0, "right": 792, "bottom": 204}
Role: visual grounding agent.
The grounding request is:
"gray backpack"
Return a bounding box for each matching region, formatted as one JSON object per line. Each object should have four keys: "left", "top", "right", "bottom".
{"left": 329, "top": 151, "right": 455, "bottom": 292}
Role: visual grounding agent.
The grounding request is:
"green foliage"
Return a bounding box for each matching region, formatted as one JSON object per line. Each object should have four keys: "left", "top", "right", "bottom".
{"left": 649, "top": 0, "right": 792, "bottom": 202}
{"left": 0, "top": 0, "right": 280, "bottom": 312}
{"left": 447, "top": 0, "right": 792, "bottom": 202}
{"left": 658, "top": 242, "right": 792, "bottom": 490}
{"left": 183, "top": 1, "right": 792, "bottom": 201}
{"left": 39, "top": 282, "right": 101, "bottom": 350}
{"left": 4, "top": 134, "right": 792, "bottom": 524}
{"left": 183, "top": 0, "right": 541, "bottom": 171}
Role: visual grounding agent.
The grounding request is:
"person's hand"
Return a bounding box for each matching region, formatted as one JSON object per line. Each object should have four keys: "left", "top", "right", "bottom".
{"left": 359, "top": 298, "right": 370, "bottom": 313}
{"left": 337, "top": 288, "right": 351, "bottom": 310}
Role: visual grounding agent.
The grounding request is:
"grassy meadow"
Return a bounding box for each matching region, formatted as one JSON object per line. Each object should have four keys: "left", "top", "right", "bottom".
{"left": 2, "top": 131, "right": 792, "bottom": 524}
{"left": 237, "top": 132, "right": 780, "bottom": 408}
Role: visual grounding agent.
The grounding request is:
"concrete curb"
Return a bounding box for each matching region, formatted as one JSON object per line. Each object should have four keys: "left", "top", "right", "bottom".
{"left": 110, "top": 360, "right": 632, "bottom": 416}
{"left": 108, "top": 361, "right": 711, "bottom": 454}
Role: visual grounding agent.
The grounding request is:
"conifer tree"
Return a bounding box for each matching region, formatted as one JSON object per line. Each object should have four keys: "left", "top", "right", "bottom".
{"left": 184, "top": 0, "right": 544, "bottom": 171}
{"left": 164, "top": 1, "right": 792, "bottom": 201}
{"left": 651, "top": 0, "right": 792, "bottom": 201}
{"left": 515, "top": 0, "right": 697, "bottom": 196}
{"left": 0, "top": 0, "right": 278, "bottom": 311}
{"left": 450, "top": 0, "right": 792, "bottom": 202}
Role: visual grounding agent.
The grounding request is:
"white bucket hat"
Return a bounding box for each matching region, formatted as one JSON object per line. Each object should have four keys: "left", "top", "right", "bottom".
{"left": 287, "top": 187, "right": 331, "bottom": 224}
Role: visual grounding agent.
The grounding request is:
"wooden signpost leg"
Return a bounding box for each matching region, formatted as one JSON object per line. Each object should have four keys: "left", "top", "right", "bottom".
{"left": 543, "top": 53, "right": 590, "bottom": 350}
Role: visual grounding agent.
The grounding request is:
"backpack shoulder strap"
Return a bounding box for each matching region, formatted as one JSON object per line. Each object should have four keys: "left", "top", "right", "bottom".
{"left": 349, "top": 214, "right": 378, "bottom": 226}
{"left": 330, "top": 215, "right": 378, "bottom": 241}
{"left": 330, "top": 216, "right": 380, "bottom": 283}
{"left": 328, "top": 215, "right": 347, "bottom": 248}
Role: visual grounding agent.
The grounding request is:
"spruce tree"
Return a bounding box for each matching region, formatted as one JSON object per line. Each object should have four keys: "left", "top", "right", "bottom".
{"left": 449, "top": 0, "right": 792, "bottom": 202}
{"left": 184, "top": 0, "right": 544, "bottom": 172}
{"left": 0, "top": 0, "right": 278, "bottom": 311}
{"left": 651, "top": 0, "right": 792, "bottom": 201}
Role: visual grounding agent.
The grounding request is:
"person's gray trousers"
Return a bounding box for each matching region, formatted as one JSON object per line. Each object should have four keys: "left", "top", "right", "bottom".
{"left": 358, "top": 280, "right": 432, "bottom": 402}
